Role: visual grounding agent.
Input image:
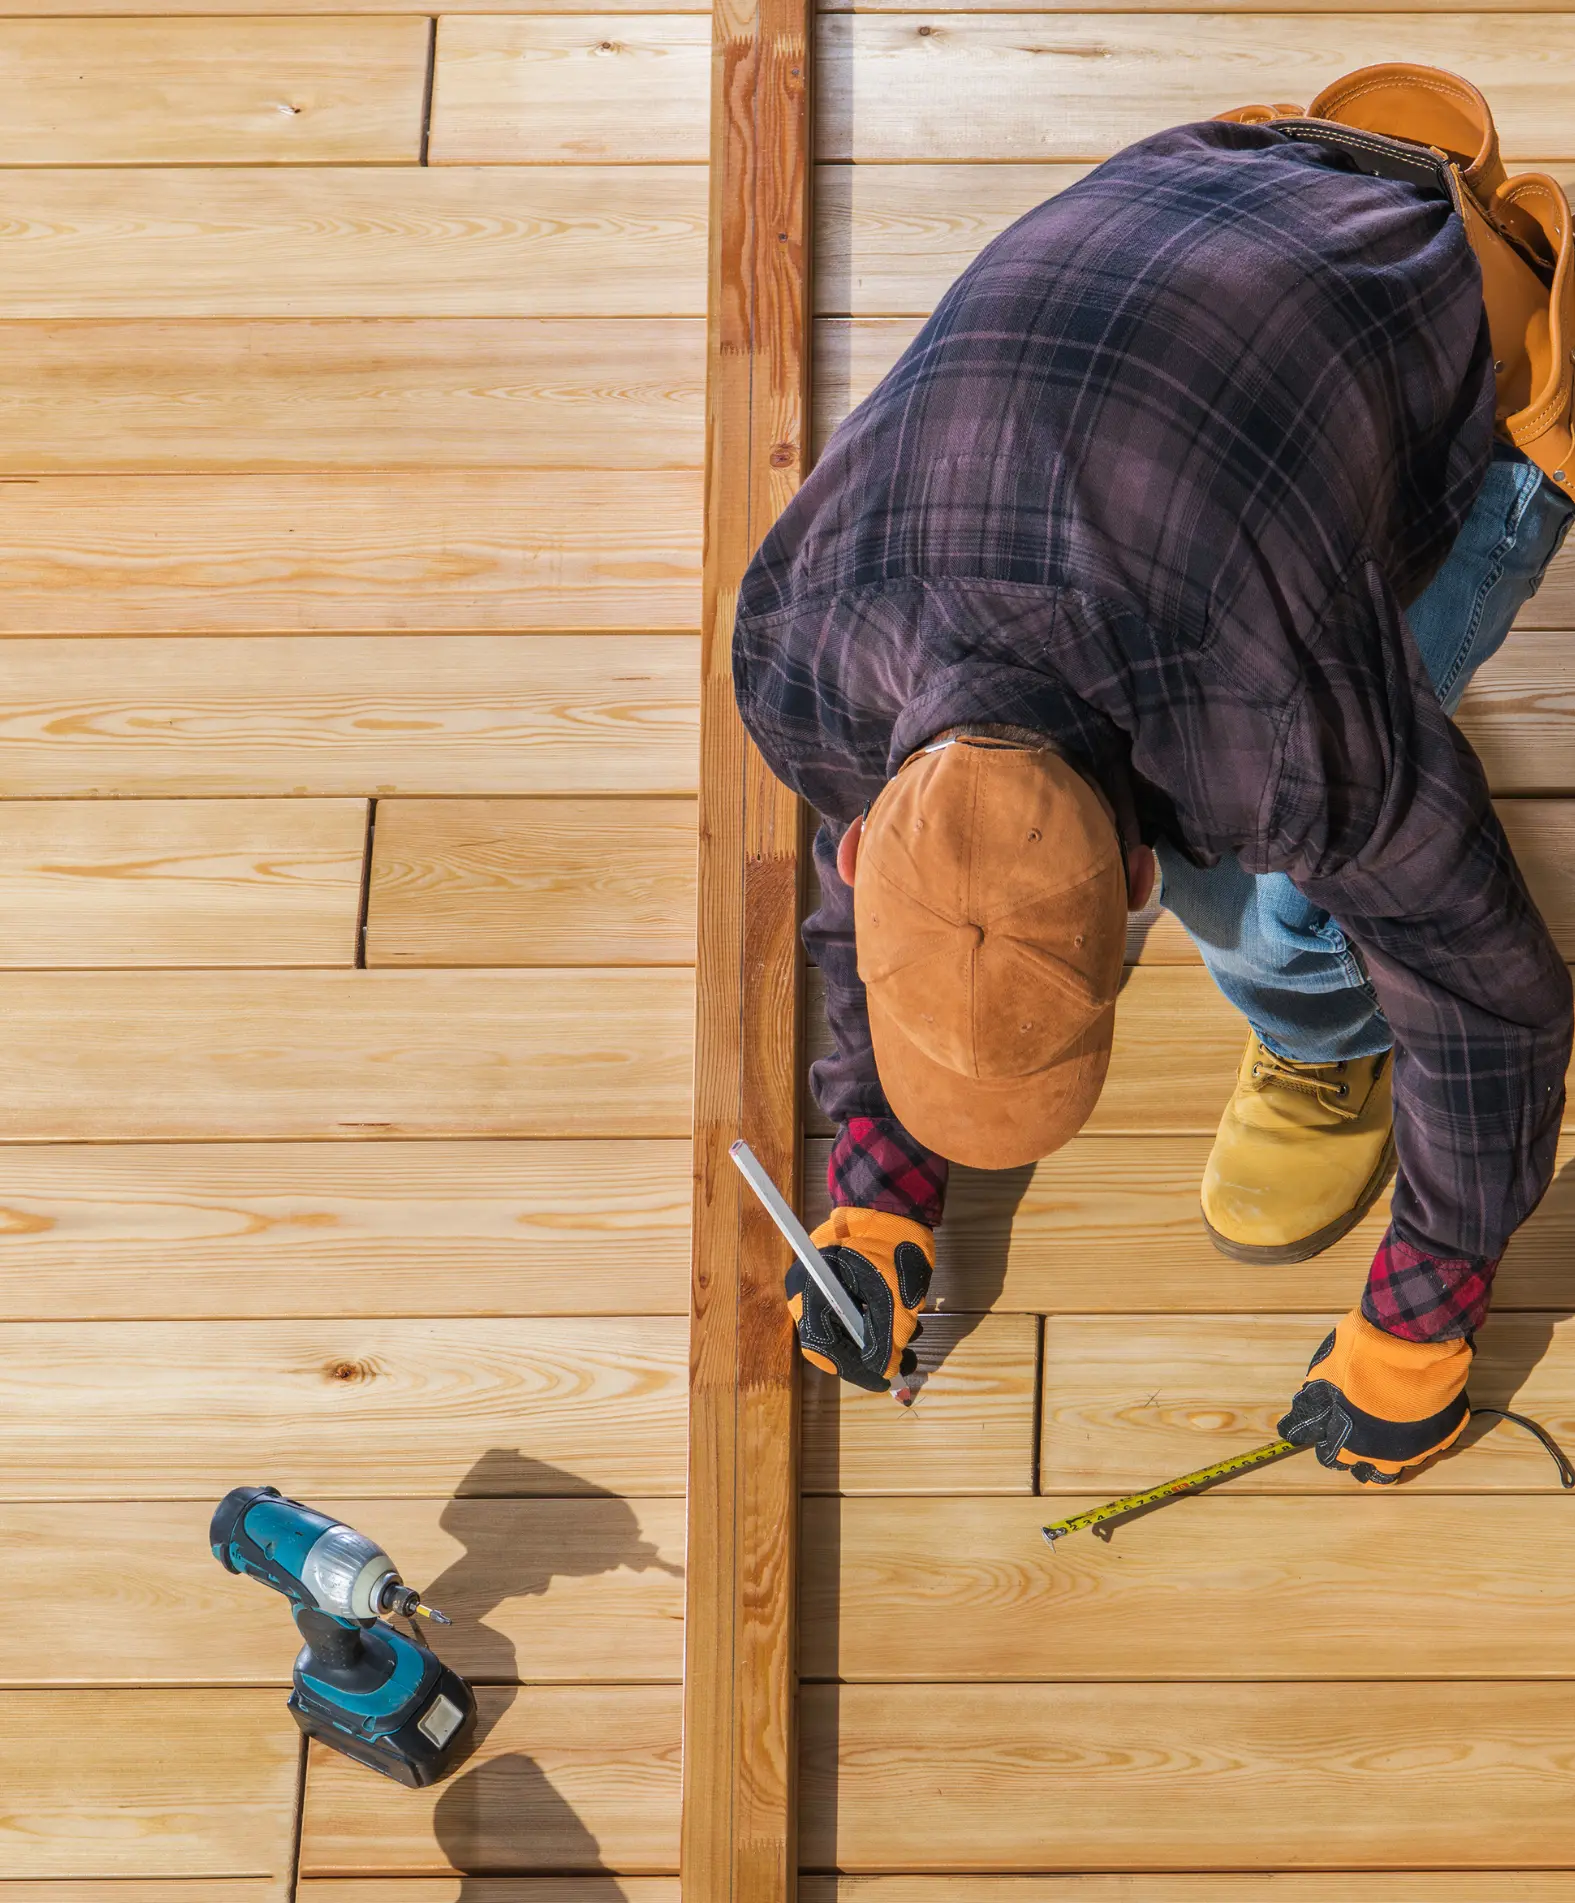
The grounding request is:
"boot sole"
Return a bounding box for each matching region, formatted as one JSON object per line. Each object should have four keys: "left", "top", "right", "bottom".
{"left": 1201, "top": 1132, "right": 1398, "bottom": 1266}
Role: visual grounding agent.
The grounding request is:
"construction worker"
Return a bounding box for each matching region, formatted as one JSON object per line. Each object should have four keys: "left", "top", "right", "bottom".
{"left": 734, "top": 102, "right": 1575, "bottom": 1484}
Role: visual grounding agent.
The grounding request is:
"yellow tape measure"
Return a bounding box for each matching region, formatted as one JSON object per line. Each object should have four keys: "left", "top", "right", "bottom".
{"left": 1042, "top": 1437, "right": 1305, "bottom": 1549}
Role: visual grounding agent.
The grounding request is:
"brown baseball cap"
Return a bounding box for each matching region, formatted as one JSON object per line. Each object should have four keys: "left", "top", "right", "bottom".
{"left": 855, "top": 736, "right": 1127, "bottom": 1169}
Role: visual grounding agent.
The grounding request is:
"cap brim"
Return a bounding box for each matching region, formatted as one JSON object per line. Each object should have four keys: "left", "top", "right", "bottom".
{"left": 866, "top": 991, "right": 1115, "bottom": 1170}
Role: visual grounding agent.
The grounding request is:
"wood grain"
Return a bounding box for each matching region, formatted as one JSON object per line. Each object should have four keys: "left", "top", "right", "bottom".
{"left": 0, "top": 1139, "right": 691, "bottom": 1320}
{"left": 1041, "top": 1312, "right": 1575, "bottom": 1494}
{"left": 1533, "top": 543, "right": 1575, "bottom": 627}
{"left": 0, "top": 1497, "right": 683, "bottom": 1687}
{"left": 431, "top": 19, "right": 711, "bottom": 165}
{"left": 299, "top": 1887, "right": 681, "bottom": 1902}
{"left": 0, "top": 20, "right": 427, "bottom": 166}
{"left": 803, "top": 1494, "right": 1575, "bottom": 1681}
{"left": 1460, "top": 632, "right": 1575, "bottom": 794}
{"left": 0, "top": 320, "right": 704, "bottom": 473}
{"left": 0, "top": 969, "right": 693, "bottom": 1141}
{"left": 0, "top": 1317, "right": 688, "bottom": 1500}
{"left": 799, "top": 1883, "right": 1575, "bottom": 1903}
{"left": 802, "top": 1682, "right": 1575, "bottom": 1868}
{"left": 805, "top": 1133, "right": 1575, "bottom": 1315}
{"left": 0, "top": 635, "right": 697, "bottom": 800}
{"left": 299, "top": 1686, "right": 682, "bottom": 1874}
{"left": 0, "top": 800, "right": 364, "bottom": 968}
{"left": 0, "top": 1689, "right": 297, "bottom": 1879}
{"left": 0, "top": 1888, "right": 283, "bottom": 1902}
{"left": 0, "top": 170, "right": 708, "bottom": 320}
{"left": 817, "top": 19, "right": 1575, "bottom": 162}
{"left": 366, "top": 798, "right": 698, "bottom": 967}
{"left": 0, "top": 473, "right": 698, "bottom": 635}
{"left": 801, "top": 1314, "right": 1038, "bottom": 1495}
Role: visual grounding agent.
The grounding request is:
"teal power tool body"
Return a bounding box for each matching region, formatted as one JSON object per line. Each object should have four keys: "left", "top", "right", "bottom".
{"left": 211, "top": 1485, "right": 476, "bottom": 1788}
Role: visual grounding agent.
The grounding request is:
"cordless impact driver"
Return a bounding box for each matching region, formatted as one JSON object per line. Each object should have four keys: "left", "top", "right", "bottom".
{"left": 211, "top": 1484, "right": 477, "bottom": 1788}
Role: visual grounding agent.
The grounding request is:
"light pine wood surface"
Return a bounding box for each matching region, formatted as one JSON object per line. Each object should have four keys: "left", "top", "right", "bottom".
{"left": 0, "top": 635, "right": 699, "bottom": 799}
{"left": 299, "top": 1686, "right": 683, "bottom": 1874}
{"left": 0, "top": 1497, "right": 685, "bottom": 1686}
{"left": 0, "top": 472, "right": 700, "bottom": 634}
{"left": 366, "top": 798, "right": 699, "bottom": 966}
{"left": 298, "top": 1887, "right": 683, "bottom": 1902}
{"left": 0, "top": 320, "right": 705, "bottom": 473}
{"left": 430, "top": 18, "right": 712, "bottom": 165}
{"left": 0, "top": 170, "right": 708, "bottom": 320}
{"left": 0, "top": 20, "right": 430, "bottom": 166}
{"left": 0, "top": 1139, "right": 692, "bottom": 1319}
{"left": 0, "top": 800, "right": 366, "bottom": 968}
{"left": 800, "top": 1885, "right": 1575, "bottom": 1903}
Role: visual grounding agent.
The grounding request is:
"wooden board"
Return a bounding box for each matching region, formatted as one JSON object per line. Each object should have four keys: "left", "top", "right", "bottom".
{"left": 801, "top": 1681, "right": 1575, "bottom": 1869}
{"left": 0, "top": 1316, "right": 688, "bottom": 1499}
{"left": 0, "top": 800, "right": 364, "bottom": 968}
{"left": 431, "top": 19, "right": 711, "bottom": 165}
{"left": 0, "top": 1497, "right": 684, "bottom": 1687}
{"left": 0, "top": 320, "right": 704, "bottom": 473}
{"left": 0, "top": 969, "right": 693, "bottom": 1141}
{"left": 0, "top": 1888, "right": 283, "bottom": 1901}
{"left": 0, "top": 20, "right": 427, "bottom": 166}
{"left": 0, "top": 1138, "right": 691, "bottom": 1320}
{"left": 803, "top": 1495, "right": 1575, "bottom": 1681}
{"left": 1532, "top": 544, "right": 1575, "bottom": 628}
{"left": 299, "top": 1685, "right": 682, "bottom": 1874}
{"left": 299, "top": 1887, "right": 681, "bottom": 1902}
{"left": 0, "top": 473, "right": 699, "bottom": 635}
{"left": 1460, "top": 633, "right": 1575, "bottom": 792}
{"left": 805, "top": 1132, "right": 1575, "bottom": 1315}
{"left": 0, "top": 170, "right": 708, "bottom": 320}
{"left": 816, "top": 19, "right": 1575, "bottom": 163}
{"left": 0, "top": 635, "right": 698, "bottom": 800}
{"left": 366, "top": 798, "right": 698, "bottom": 967}
{"left": 799, "top": 1884, "right": 1575, "bottom": 1903}
{"left": 1041, "top": 1311, "right": 1575, "bottom": 1494}
{"left": 801, "top": 1314, "right": 1037, "bottom": 1495}
{"left": 0, "top": 1689, "right": 297, "bottom": 1879}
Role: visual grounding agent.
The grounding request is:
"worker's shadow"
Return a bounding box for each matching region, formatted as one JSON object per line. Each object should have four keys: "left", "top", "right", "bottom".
{"left": 427, "top": 1450, "right": 684, "bottom": 1897}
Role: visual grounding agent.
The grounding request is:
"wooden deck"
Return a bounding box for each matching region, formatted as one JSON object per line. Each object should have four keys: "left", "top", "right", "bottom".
{"left": 1, "top": 4, "right": 1574, "bottom": 1900}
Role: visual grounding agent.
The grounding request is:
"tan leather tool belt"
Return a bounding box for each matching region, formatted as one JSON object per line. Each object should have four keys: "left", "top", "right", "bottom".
{"left": 1220, "top": 64, "right": 1574, "bottom": 503}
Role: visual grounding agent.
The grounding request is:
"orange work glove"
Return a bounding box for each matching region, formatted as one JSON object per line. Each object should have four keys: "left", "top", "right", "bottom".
{"left": 1277, "top": 1308, "right": 1472, "bottom": 1485}
{"left": 785, "top": 1206, "right": 933, "bottom": 1393}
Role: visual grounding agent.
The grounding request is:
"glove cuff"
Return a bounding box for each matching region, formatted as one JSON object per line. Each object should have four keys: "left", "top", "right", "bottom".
{"left": 1327, "top": 1309, "right": 1472, "bottom": 1422}
{"left": 811, "top": 1207, "right": 934, "bottom": 1257}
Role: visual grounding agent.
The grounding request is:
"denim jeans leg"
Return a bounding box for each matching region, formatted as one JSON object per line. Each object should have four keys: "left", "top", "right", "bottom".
{"left": 1159, "top": 445, "right": 1575, "bottom": 1061}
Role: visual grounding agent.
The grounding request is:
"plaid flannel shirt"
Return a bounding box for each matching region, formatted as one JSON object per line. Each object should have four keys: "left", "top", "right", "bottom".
{"left": 735, "top": 120, "right": 1572, "bottom": 1342}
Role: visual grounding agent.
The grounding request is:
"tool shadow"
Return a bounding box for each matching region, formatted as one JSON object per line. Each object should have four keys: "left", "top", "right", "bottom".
{"left": 426, "top": 1449, "right": 684, "bottom": 1896}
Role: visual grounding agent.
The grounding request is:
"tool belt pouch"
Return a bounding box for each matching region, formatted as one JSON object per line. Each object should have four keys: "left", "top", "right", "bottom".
{"left": 1219, "top": 64, "right": 1574, "bottom": 502}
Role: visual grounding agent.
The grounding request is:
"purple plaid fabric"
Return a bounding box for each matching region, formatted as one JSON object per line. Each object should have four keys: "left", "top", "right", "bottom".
{"left": 829, "top": 1116, "right": 948, "bottom": 1229}
{"left": 1362, "top": 1224, "right": 1497, "bottom": 1341}
{"left": 735, "top": 119, "right": 1572, "bottom": 1311}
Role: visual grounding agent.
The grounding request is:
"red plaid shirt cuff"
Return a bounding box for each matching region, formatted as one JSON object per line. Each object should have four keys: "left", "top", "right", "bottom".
{"left": 828, "top": 1116, "right": 948, "bottom": 1229}
{"left": 1361, "top": 1222, "right": 1498, "bottom": 1342}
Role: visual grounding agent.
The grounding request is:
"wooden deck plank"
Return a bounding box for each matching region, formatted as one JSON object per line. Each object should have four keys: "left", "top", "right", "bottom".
{"left": 0, "top": 1887, "right": 284, "bottom": 1901}
{"left": 0, "top": 1497, "right": 683, "bottom": 1687}
{"left": 0, "top": 1139, "right": 691, "bottom": 1321}
{"left": 0, "top": 320, "right": 703, "bottom": 473}
{"left": 799, "top": 1884, "right": 1575, "bottom": 1903}
{"left": 0, "top": 800, "right": 365, "bottom": 969}
{"left": 0, "top": 970, "right": 692, "bottom": 1141}
{"left": 805, "top": 1132, "right": 1575, "bottom": 1315}
{"left": 0, "top": 473, "right": 698, "bottom": 635}
{"left": 299, "top": 1887, "right": 682, "bottom": 1901}
{"left": 817, "top": 18, "right": 1575, "bottom": 163}
{"left": 815, "top": 162, "right": 1575, "bottom": 317}
{"left": 0, "top": 1689, "right": 297, "bottom": 1880}
{"left": 801, "top": 1314, "right": 1037, "bottom": 1495}
{"left": 430, "top": 18, "right": 711, "bottom": 165}
{"left": 802, "top": 1682, "right": 1575, "bottom": 1869}
{"left": 1041, "top": 1312, "right": 1575, "bottom": 1494}
{"left": 299, "top": 1686, "right": 682, "bottom": 1874}
{"left": 803, "top": 1494, "right": 1575, "bottom": 1681}
{"left": 366, "top": 798, "right": 697, "bottom": 967}
{"left": 0, "top": 635, "right": 697, "bottom": 800}
{"left": 0, "top": 170, "right": 707, "bottom": 321}
{"left": 0, "top": 20, "right": 427, "bottom": 166}
{"left": 0, "top": 1317, "right": 687, "bottom": 1500}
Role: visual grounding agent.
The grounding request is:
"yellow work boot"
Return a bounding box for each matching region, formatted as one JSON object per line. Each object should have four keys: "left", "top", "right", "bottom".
{"left": 1201, "top": 1033, "right": 1395, "bottom": 1264}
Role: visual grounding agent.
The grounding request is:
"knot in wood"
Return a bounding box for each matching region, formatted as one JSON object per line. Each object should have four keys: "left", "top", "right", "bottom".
{"left": 769, "top": 443, "right": 796, "bottom": 469}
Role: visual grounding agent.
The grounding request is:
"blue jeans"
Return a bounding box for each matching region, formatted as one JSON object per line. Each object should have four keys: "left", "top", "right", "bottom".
{"left": 1157, "top": 444, "right": 1575, "bottom": 1062}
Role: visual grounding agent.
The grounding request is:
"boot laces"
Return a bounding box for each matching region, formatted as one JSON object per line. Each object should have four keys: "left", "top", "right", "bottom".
{"left": 1249, "top": 1046, "right": 1358, "bottom": 1118}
